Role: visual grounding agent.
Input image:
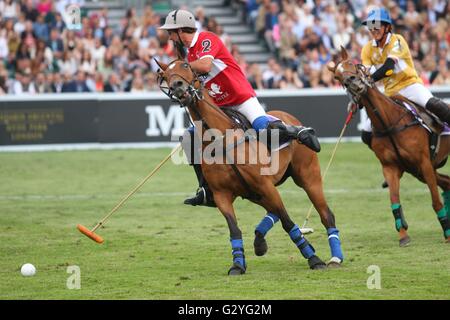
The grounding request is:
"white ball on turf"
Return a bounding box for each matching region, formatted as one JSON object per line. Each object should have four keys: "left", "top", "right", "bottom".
{"left": 21, "top": 263, "right": 36, "bottom": 277}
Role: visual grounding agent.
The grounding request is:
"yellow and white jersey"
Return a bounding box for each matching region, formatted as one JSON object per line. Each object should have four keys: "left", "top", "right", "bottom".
{"left": 361, "top": 33, "right": 422, "bottom": 97}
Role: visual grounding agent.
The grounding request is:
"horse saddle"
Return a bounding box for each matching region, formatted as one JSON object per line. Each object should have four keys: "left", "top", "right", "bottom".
{"left": 391, "top": 95, "right": 446, "bottom": 135}
{"left": 391, "top": 95, "right": 450, "bottom": 160}
{"left": 221, "top": 108, "right": 291, "bottom": 152}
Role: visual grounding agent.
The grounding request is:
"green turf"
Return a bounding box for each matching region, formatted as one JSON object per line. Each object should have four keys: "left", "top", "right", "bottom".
{"left": 0, "top": 143, "right": 449, "bottom": 299}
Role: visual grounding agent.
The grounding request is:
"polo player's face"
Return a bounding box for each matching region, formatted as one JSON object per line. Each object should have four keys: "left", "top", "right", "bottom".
{"left": 368, "top": 24, "right": 387, "bottom": 42}
{"left": 168, "top": 29, "right": 191, "bottom": 47}
{"left": 168, "top": 29, "right": 179, "bottom": 42}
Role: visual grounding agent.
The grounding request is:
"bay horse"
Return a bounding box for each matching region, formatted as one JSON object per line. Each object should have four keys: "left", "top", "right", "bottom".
{"left": 156, "top": 59, "right": 344, "bottom": 275}
{"left": 328, "top": 47, "right": 450, "bottom": 246}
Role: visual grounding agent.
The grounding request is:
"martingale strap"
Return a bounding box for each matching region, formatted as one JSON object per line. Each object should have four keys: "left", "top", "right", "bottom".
{"left": 373, "top": 119, "right": 420, "bottom": 137}
{"left": 162, "top": 62, "right": 261, "bottom": 202}
{"left": 223, "top": 136, "right": 262, "bottom": 202}
{"left": 367, "top": 99, "right": 421, "bottom": 178}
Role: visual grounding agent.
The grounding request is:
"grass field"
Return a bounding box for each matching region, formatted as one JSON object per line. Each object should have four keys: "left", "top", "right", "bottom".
{"left": 0, "top": 142, "right": 449, "bottom": 300}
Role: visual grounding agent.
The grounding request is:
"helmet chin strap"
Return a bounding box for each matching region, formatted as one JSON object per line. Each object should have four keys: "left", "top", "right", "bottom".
{"left": 175, "top": 30, "right": 186, "bottom": 59}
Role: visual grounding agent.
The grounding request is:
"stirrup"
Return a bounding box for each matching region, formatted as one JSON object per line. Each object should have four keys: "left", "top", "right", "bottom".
{"left": 297, "top": 127, "right": 321, "bottom": 152}
{"left": 184, "top": 187, "right": 216, "bottom": 207}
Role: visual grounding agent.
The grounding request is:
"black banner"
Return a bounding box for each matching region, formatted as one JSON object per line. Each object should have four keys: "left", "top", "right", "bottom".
{"left": 0, "top": 99, "right": 98, "bottom": 145}
{"left": 0, "top": 89, "right": 449, "bottom": 145}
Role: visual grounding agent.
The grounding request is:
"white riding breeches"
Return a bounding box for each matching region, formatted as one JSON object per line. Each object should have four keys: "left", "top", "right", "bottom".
{"left": 361, "top": 83, "right": 434, "bottom": 132}
{"left": 227, "top": 97, "right": 267, "bottom": 125}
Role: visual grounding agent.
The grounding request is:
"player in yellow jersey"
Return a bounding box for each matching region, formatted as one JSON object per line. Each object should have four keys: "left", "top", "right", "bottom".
{"left": 356, "top": 7, "right": 450, "bottom": 148}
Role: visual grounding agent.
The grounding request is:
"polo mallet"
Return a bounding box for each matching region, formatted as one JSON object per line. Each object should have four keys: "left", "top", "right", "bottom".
{"left": 300, "top": 111, "right": 353, "bottom": 234}
{"left": 77, "top": 144, "right": 182, "bottom": 243}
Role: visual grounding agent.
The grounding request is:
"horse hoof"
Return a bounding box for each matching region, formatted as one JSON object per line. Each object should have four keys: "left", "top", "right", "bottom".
{"left": 445, "top": 237, "right": 450, "bottom": 243}
{"left": 253, "top": 236, "right": 268, "bottom": 256}
{"left": 327, "top": 257, "right": 342, "bottom": 268}
{"left": 308, "top": 255, "right": 327, "bottom": 270}
{"left": 228, "top": 263, "right": 246, "bottom": 276}
{"left": 399, "top": 236, "right": 411, "bottom": 247}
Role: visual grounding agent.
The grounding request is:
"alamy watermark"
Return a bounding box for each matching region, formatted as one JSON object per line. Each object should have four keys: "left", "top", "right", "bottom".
{"left": 365, "top": 6, "right": 384, "bottom": 31}
{"left": 66, "top": 265, "right": 81, "bottom": 289}
{"left": 170, "top": 121, "right": 282, "bottom": 175}
{"left": 366, "top": 265, "right": 381, "bottom": 290}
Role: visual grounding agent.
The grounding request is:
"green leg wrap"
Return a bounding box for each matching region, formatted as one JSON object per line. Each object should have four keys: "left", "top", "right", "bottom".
{"left": 391, "top": 203, "right": 408, "bottom": 232}
{"left": 442, "top": 190, "right": 450, "bottom": 218}
{"left": 436, "top": 207, "right": 450, "bottom": 238}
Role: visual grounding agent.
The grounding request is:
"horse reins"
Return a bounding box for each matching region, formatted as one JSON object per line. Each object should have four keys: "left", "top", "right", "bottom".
{"left": 341, "top": 63, "right": 421, "bottom": 178}
{"left": 364, "top": 95, "right": 421, "bottom": 178}
{"left": 159, "top": 63, "right": 262, "bottom": 201}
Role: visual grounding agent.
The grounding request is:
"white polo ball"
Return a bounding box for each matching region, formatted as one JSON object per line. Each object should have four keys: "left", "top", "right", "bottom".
{"left": 21, "top": 263, "right": 36, "bottom": 277}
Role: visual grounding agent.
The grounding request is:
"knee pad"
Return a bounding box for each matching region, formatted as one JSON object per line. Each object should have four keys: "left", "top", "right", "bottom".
{"left": 252, "top": 115, "right": 270, "bottom": 132}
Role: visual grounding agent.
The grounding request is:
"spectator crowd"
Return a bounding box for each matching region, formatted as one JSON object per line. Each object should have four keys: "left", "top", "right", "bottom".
{"left": 0, "top": 0, "right": 449, "bottom": 95}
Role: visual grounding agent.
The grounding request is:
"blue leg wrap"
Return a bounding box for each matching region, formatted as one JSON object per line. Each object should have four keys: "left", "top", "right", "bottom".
{"left": 230, "top": 239, "right": 246, "bottom": 268}
{"left": 327, "top": 228, "right": 344, "bottom": 261}
{"left": 289, "top": 225, "right": 315, "bottom": 259}
{"left": 252, "top": 116, "right": 270, "bottom": 132}
{"left": 255, "top": 213, "right": 279, "bottom": 236}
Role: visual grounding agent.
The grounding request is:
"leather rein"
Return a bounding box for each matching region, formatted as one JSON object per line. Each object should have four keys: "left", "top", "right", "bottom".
{"left": 158, "top": 61, "right": 262, "bottom": 201}
{"left": 338, "top": 62, "right": 420, "bottom": 177}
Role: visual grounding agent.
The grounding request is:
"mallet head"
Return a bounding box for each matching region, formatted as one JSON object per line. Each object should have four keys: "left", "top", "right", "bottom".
{"left": 77, "top": 224, "right": 104, "bottom": 244}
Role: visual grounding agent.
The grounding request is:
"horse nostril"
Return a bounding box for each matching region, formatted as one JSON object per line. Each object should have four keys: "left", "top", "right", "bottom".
{"left": 175, "top": 80, "right": 184, "bottom": 88}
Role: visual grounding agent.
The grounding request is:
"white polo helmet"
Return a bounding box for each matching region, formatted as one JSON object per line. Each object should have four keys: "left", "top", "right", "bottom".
{"left": 159, "top": 9, "right": 197, "bottom": 30}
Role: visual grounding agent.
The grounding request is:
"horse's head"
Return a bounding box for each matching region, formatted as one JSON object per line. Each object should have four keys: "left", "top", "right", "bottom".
{"left": 327, "top": 47, "right": 373, "bottom": 103}
{"left": 155, "top": 59, "right": 202, "bottom": 106}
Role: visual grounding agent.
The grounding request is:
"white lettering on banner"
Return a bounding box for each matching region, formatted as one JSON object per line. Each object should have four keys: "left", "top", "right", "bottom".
{"left": 145, "top": 105, "right": 186, "bottom": 137}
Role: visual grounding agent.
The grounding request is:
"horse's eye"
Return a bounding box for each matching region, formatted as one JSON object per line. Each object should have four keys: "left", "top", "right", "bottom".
{"left": 182, "top": 63, "right": 189, "bottom": 69}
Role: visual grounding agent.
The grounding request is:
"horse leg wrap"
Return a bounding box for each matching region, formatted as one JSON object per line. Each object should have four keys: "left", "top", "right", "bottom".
{"left": 327, "top": 228, "right": 344, "bottom": 262}
{"left": 230, "top": 239, "right": 246, "bottom": 269}
{"left": 289, "top": 225, "right": 315, "bottom": 259}
{"left": 436, "top": 207, "right": 450, "bottom": 238}
{"left": 442, "top": 191, "right": 450, "bottom": 218}
{"left": 255, "top": 213, "right": 279, "bottom": 237}
{"left": 391, "top": 204, "right": 408, "bottom": 232}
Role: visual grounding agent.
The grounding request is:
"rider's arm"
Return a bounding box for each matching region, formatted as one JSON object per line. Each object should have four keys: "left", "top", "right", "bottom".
{"left": 190, "top": 56, "right": 214, "bottom": 74}
{"left": 371, "top": 58, "right": 395, "bottom": 82}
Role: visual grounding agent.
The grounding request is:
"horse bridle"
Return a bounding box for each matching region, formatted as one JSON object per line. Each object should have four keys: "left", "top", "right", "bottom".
{"left": 157, "top": 60, "right": 210, "bottom": 130}
{"left": 157, "top": 61, "right": 203, "bottom": 106}
{"left": 157, "top": 60, "right": 261, "bottom": 201}
{"left": 337, "top": 60, "right": 420, "bottom": 177}
{"left": 336, "top": 62, "right": 373, "bottom": 104}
